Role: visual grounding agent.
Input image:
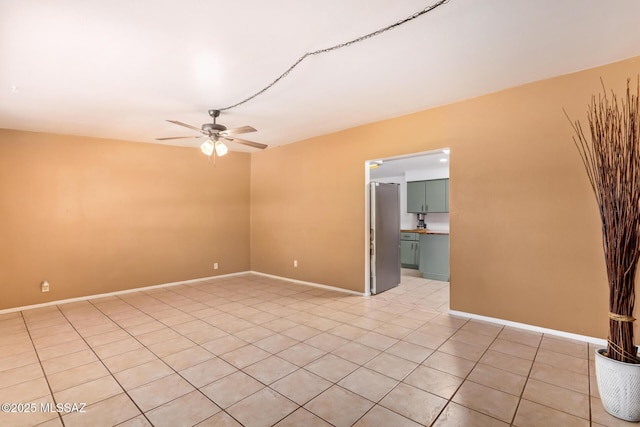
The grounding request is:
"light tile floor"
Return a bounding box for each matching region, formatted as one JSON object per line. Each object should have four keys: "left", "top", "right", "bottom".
{"left": 0, "top": 272, "right": 634, "bottom": 426}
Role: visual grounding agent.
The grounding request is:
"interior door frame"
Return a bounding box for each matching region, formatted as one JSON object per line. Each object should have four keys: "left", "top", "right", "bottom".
{"left": 363, "top": 162, "right": 372, "bottom": 296}
{"left": 364, "top": 149, "right": 450, "bottom": 296}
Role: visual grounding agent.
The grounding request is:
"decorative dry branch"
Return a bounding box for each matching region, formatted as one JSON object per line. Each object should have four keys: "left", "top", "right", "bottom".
{"left": 566, "top": 78, "right": 640, "bottom": 364}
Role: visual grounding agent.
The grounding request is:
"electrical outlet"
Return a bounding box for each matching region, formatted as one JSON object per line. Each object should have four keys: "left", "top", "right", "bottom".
{"left": 214, "top": 263, "right": 219, "bottom": 270}
{"left": 41, "top": 281, "right": 49, "bottom": 293}
{"left": 293, "top": 259, "right": 298, "bottom": 267}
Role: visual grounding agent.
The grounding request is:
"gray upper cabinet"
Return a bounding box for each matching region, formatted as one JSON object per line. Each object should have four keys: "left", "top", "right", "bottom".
{"left": 407, "top": 181, "right": 427, "bottom": 213}
{"left": 407, "top": 179, "right": 449, "bottom": 213}
{"left": 445, "top": 179, "right": 449, "bottom": 212}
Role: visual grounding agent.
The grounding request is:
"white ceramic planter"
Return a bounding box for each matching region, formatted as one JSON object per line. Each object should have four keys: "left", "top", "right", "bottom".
{"left": 594, "top": 348, "right": 640, "bottom": 422}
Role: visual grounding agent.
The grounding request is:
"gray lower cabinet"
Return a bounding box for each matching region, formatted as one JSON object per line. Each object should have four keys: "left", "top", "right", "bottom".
{"left": 400, "top": 232, "right": 419, "bottom": 268}
{"left": 407, "top": 179, "right": 449, "bottom": 213}
{"left": 419, "top": 234, "right": 450, "bottom": 281}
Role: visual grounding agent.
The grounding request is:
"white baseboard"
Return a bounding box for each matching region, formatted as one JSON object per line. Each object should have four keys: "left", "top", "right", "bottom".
{"left": 0, "top": 271, "right": 250, "bottom": 315}
{"left": 250, "top": 271, "right": 366, "bottom": 296}
{"left": 449, "top": 309, "right": 608, "bottom": 347}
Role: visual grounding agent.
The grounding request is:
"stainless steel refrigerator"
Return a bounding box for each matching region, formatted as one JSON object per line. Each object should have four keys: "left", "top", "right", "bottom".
{"left": 370, "top": 182, "right": 401, "bottom": 294}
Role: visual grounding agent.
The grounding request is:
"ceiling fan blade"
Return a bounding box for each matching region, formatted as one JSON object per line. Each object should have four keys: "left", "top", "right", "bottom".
{"left": 223, "top": 136, "right": 268, "bottom": 150}
{"left": 223, "top": 125, "right": 257, "bottom": 136}
{"left": 167, "top": 120, "right": 203, "bottom": 133}
{"left": 155, "top": 136, "right": 200, "bottom": 141}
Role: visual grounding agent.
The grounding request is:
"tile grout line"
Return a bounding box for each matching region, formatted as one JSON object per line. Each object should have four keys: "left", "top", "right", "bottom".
{"left": 508, "top": 331, "right": 543, "bottom": 426}
{"left": 426, "top": 320, "right": 510, "bottom": 426}
{"left": 19, "top": 309, "right": 65, "bottom": 427}
{"left": 54, "top": 302, "right": 155, "bottom": 427}
{"left": 87, "top": 294, "right": 245, "bottom": 425}
{"left": 146, "top": 276, "right": 445, "bottom": 426}
{"left": 93, "top": 283, "right": 308, "bottom": 426}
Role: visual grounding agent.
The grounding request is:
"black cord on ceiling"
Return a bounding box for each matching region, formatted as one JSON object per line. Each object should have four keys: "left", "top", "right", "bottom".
{"left": 218, "top": 0, "right": 450, "bottom": 111}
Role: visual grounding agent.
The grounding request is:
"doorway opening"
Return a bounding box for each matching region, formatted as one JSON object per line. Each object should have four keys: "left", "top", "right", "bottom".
{"left": 364, "top": 149, "right": 451, "bottom": 296}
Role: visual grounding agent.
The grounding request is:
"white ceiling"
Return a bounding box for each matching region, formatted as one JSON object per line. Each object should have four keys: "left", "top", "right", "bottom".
{"left": 2, "top": 1, "right": 640, "bottom": 152}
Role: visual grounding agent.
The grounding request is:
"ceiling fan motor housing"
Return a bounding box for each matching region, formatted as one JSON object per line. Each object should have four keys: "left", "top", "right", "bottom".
{"left": 202, "top": 123, "right": 227, "bottom": 133}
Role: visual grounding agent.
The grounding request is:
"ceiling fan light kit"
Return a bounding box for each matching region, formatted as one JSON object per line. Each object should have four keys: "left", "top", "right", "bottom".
{"left": 158, "top": 109, "right": 267, "bottom": 159}
{"left": 214, "top": 140, "right": 228, "bottom": 156}
{"left": 200, "top": 140, "right": 214, "bottom": 156}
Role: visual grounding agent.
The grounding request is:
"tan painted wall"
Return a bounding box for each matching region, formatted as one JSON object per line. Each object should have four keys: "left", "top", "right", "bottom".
{"left": 251, "top": 56, "right": 640, "bottom": 339}
{"left": 0, "top": 130, "right": 251, "bottom": 310}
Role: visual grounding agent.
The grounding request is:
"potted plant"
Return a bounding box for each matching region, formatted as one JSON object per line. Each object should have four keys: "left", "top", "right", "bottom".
{"left": 567, "top": 78, "right": 640, "bottom": 422}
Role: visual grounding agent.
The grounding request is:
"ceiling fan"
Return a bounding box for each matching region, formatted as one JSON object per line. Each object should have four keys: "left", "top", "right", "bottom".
{"left": 157, "top": 109, "right": 267, "bottom": 157}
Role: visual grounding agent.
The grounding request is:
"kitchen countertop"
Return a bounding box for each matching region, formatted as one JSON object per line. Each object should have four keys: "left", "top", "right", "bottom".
{"left": 401, "top": 229, "right": 449, "bottom": 235}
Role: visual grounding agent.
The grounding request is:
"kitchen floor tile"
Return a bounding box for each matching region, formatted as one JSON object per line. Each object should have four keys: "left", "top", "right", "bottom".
{"left": 305, "top": 332, "right": 350, "bottom": 352}
{"left": 338, "top": 367, "right": 399, "bottom": 402}
{"left": 61, "top": 393, "right": 140, "bottom": 427}
{"left": 364, "top": 352, "right": 418, "bottom": 380}
{"left": 535, "top": 347, "right": 589, "bottom": 375}
{"left": 385, "top": 340, "right": 434, "bottom": 363}
{"left": 101, "top": 347, "right": 158, "bottom": 373}
{"left": 40, "top": 349, "right": 98, "bottom": 376}
{"left": 179, "top": 357, "right": 237, "bottom": 388}
{"left": 114, "top": 359, "right": 174, "bottom": 390}
{"left": 113, "top": 415, "right": 153, "bottom": 426}
{"left": 161, "top": 345, "right": 214, "bottom": 371}
{"left": 539, "top": 335, "right": 588, "bottom": 359}
{"left": 304, "top": 385, "right": 374, "bottom": 427}
{"left": 529, "top": 361, "right": 589, "bottom": 394}
{"left": 48, "top": 361, "right": 111, "bottom": 392}
{"left": 219, "top": 344, "right": 271, "bottom": 369}
{"left": 254, "top": 333, "right": 298, "bottom": 354}
{"left": 423, "top": 351, "right": 476, "bottom": 378}
{"left": 403, "top": 365, "right": 463, "bottom": 399}
{"left": 277, "top": 342, "right": 326, "bottom": 366}
{"left": 227, "top": 387, "right": 297, "bottom": 427}
{"left": 145, "top": 390, "right": 220, "bottom": 427}
{"left": 0, "top": 395, "right": 59, "bottom": 426}
{"left": 438, "top": 338, "right": 489, "bottom": 362}
{"left": 273, "top": 408, "right": 332, "bottom": 427}
{"left": 379, "top": 382, "right": 447, "bottom": 426}
{"left": 36, "top": 339, "right": 90, "bottom": 361}
{"left": 146, "top": 336, "right": 196, "bottom": 358}
{"left": 353, "top": 404, "right": 422, "bottom": 427}
{"left": 354, "top": 331, "right": 399, "bottom": 351}
{"left": 331, "top": 341, "right": 381, "bottom": 365}
{"left": 0, "top": 376, "right": 50, "bottom": 403}
{"left": 201, "top": 371, "right": 264, "bottom": 408}
{"left": 467, "top": 363, "right": 527, "bottom": 396}
{"left": 242, "top": 356, "right": 297, "bottom": 384}
{"left": 271, "top": 369, "right": 332, "bottom": 405}
{"left": 305, "top": 353, "right": 359, "bottom": 383}
{"left": 433, "top": 402, "right": 509, "bottom": 427}
{"left": 522, "top": 378, "right": 590, "bottom": 419}
{"left": 201, "top": 335, "right": 247, "bottom": 355}
{"left": 54, "top": 375, "right": 123, "bottom": 407}
{"left": 128, "top": 373, "right": 195, "bottom": 412}
{"left": 479, "top": 349, "right": 533, "bottom": 377}
{"left": 513, "top": 399, "right": 589, "bottom": 427}
{"left": 197, "top": 411, "right": 242, "bottom": 427}
{"left": 451, "top": 380, "right": 519, "bottom": 423}
{"left": 498, "top": 327, "right": 542, "bottom": 348}
{"left": 490, "top": 338, "right": 537, "bottom": 361}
